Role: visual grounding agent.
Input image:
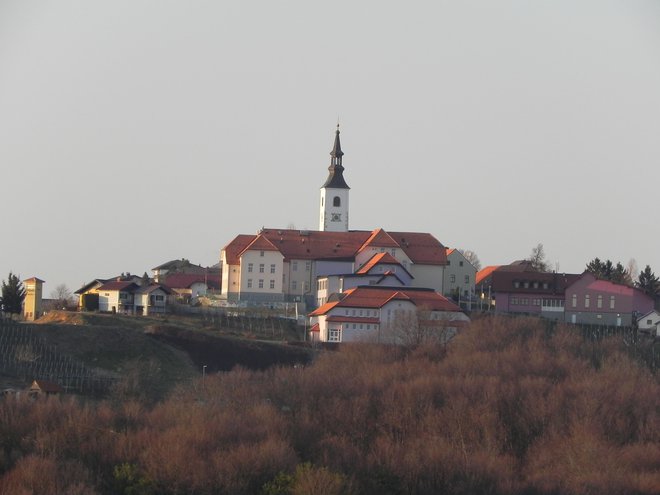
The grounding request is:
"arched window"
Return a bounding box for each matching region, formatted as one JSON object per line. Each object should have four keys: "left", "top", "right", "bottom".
{"left": 333, "top": 196, "right": 341, "bottom": 207}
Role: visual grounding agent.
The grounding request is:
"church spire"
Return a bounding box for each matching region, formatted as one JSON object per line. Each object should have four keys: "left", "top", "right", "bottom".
{"left": 321, "top": 125, "right": 350, "bottom": 189}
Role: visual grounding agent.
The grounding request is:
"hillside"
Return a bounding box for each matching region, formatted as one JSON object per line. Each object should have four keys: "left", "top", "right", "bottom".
{"left": 1, "top": 311, "right": 314, "bottom": 400}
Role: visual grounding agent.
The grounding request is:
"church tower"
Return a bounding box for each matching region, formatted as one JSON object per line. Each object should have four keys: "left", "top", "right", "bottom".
{"left": 319, "top": 126, "right": 350, "bottom": 232}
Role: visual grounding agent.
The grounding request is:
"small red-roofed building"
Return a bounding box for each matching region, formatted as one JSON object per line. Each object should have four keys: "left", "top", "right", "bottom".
{"left": 164, "top": 273, "right": 219, "bottom": 302}
{"left": 29, "top": 379, "right": 64, "bottom": 397}
{"left": 309, "top": 286, "right": 469, "bottom": 344}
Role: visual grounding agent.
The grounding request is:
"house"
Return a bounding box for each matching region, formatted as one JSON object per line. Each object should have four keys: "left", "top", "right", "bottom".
{"left": 220, "top": 128, "right": 451, "bottom": 309}
{"left": 309, "top": 285, "right": 469, "bottom": 344}
{"left": 75, "top": 274, "right": 145, "bottom": 311}
{"left": 152, "top": 259, "right": 220, "bottom": 286}
{"left": 443, "top": 249, "right": 477, "bottom": 310}
{"left": 637, "top": 309, "right": 660, "bottom": 336}
{"left": 316, "top": 252, "right": 413, "bottom": 306}
{"left": 164, "top": 273, "right": 219, "bottom": 302}
{"left": 133, "top": 284, "right": 172, "bottom": 315}
{"left": 489, "top": 270, "right": 580, "bottom": 320}
{"left": 29, "top": 380, "right": 63, "bottom": 397}
{"left": 564, "top": 272, "right": 655, "bottom": 326}
{"left": 95, "top": 280, "right": 172, "bottom": 315}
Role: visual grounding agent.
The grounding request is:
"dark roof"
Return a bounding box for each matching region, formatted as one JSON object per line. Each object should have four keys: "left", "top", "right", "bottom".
{"left": 152, "top": 259, "right": 203, "bottom": 271}
{"left": 135, "top": 284, "right": 172, "bottom": 295}
{"left": 321, "top": 127, "right": 350, "bottom": 189}
{"left": 75, "top": 279, "right": 108, "bottom": 294}
{"left": 96, "top": 281, "right": 138, "bottom": 292}
{"left": 491, "top": 271, "right": 580, "bottom": 295}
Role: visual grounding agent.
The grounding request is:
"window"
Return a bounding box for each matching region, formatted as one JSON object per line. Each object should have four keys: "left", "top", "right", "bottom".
{"left": 459, "top": 261, "right": 464, "bottom": 267}
{"left": 572, "top": 294, "right": 577, "bottom": 307}
{"left": 585, "top": 294, "right": 590, "bottom": 308}
{"left": 247, "top": 279, "right": 253, "bottom": 288}
{"left": 292, "top": 281, "right": 297, "bottom": 290}
{"left": 260, "top": 250, "right": 264, "bottom": 257}
{"left": 610, "top": 296, "right": 615, "bottom": 309}
{"left": 305, "top": 261, "right": 311, "bottom": 271}
{"left": 270, "top": 264, "right": 276, "bottom": 274}
{"left": 597, "top": 294, "right": 602, "bottom": 308}
{"left": 258, "top": 279, "right": 264, "bottom": 288}
{"left": 464, "top": 275, "right": 469, "bottom": 284}
{"left": 543, "top": 282, "right": 549, "bottom": 289}
{"left": 648, "top": 319, "right": 653, "bottom": 325}
{"left": 259, "top": 264, "right": 265, "bottom": 273}
{"left": 533, "top": 282, "right": 539, "bottom": 289}
{"left": 511, "top": 297, "right": 519, "bottom": 305}
{"left": 292, "top": 261, "right": 298, "bottom": 271}
{"left": 269, "top": 280, "right": 275, "bottom": 289}
{"left": 514, "top": 281, "right": 520, "bottom": 288}
{"left": 333, "top": 196, "right": 341, "bottom": 207}
{"left": 247, "top": 263, "right": 253, "bottom": 273}
{"left": 329, "top": 328, "right": 341, "bottom": 342}
{"left": 523, "top": 282, "right": 529, "bottom": 288}
{"left": 391, "top": 249, "right": 396, "bottom": 257}
{"left": 450, "top": 274, "right": 456, "bottom": 283}
{"left": 155, "top": 295, "right": 164, "bottom": 301}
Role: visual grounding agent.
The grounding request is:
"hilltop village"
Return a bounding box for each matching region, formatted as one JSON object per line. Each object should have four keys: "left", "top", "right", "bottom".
{"left": 10, "top": 128, "right": 660, "bottom": 341}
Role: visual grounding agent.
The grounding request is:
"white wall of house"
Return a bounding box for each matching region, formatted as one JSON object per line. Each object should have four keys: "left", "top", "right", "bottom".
{"left": 98, "top": 291, "right": 121, "bottom": 312}
{"left": 408, "top": 264, "right": 444, "bottom": 293}
{"left": 354, "top": 247, "right": 412, "bottom": 271}
{"left": 319, "top": 188, "right": 349, "bottom": 232}
{"left": 638, "top": 310, "right": 660, "bottom": 334}
{"left": 284, "top": 258, "right": 315, "bottom": 301}
{"left": 443, "top": 251, "right": 477, "bottom": 298}
{"left": 239, "top": 250, "right": 285, "bottom": 298}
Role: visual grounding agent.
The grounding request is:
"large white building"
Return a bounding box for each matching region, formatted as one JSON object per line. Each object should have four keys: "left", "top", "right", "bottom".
{"left": 219, "top": 128, "right": 456, "bottom": 319}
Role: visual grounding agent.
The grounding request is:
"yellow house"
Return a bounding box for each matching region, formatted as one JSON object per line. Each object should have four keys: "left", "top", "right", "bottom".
{"left": 23, "top": 277, "right": 45, "bottom": 321}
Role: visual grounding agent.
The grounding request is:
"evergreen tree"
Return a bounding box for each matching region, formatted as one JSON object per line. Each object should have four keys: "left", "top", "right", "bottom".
{"left": 637, "top": 265, "right": 660, "bottom": 300}
{"left": 1, "top": 272, "right": 26, "bottom": 315}
{"left": 585, "top": 258, "right": 632, "bottom": 284}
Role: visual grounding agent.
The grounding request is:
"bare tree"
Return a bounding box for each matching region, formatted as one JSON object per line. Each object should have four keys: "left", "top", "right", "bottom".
{"left": 50, "top": 283, "right": 73, "bottom": 310}
{"left": 528, "top": 243, "right": 549, "bottom": 272}
{"left": 458, "top": 249, "right": 481, "bottom": 271}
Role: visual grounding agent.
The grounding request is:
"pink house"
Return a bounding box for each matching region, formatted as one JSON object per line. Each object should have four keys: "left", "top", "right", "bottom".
{"left": 564, "top": 272, "right": 654, "bottom": 326}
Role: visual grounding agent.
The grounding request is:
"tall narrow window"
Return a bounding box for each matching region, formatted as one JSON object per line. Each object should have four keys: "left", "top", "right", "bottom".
{"left": 333, "top": 196, "right": 341, "bottom": 207}
{"left": 572, "top": 294, "right": 577, "bottom": 307}
{"left": 610, "top": 296, "right": 615, "bottom": 309}
{"left": 585, "top": 294, "right": 590, "bottom": 308}
{"left": 597, "top": 295, "right": 602, "bottom": 308}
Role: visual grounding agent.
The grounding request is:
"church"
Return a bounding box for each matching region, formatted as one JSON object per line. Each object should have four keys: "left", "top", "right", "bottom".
{"left": 220, "top": 127, "right": 453, "bottom": 310}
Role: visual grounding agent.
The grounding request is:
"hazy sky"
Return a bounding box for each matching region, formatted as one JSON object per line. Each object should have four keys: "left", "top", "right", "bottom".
{"left": 2, "top": 1, "right": 659, "bottom": 295}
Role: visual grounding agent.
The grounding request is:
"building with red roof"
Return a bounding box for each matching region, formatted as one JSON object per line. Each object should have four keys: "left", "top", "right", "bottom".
{"left": 309, "top": 286, "right": 469, "bottom": 343}
{"left": 219, "top": 128, "right": 451, "bottom": 311}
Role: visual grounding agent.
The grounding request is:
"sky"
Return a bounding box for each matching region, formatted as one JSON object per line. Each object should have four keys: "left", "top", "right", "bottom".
{"left": 1, "top": 0, "right": 660, "bottom": 295}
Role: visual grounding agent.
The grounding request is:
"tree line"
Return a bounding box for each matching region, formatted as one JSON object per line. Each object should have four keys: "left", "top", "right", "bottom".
{"left": 0, "top": 315, "right": 657, "bottom": 495}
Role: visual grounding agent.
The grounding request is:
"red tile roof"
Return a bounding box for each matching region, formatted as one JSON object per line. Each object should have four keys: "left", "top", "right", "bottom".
{"left": 356, "top": 252, "right": 401, "bottom": 274}
{"left": 476, "top": 265, "right": 501, "bottom": 285}
{"left": 164, "top": 273, "right": 219, "bottom": 289}
{"left": 240, "top": 234, "right": 280, "bottom": 255}
{"left": 222, "top": 228, "right": 447, "bottom": 266}
{"left": 310, "top": 286, "right": 461, "bottom": 315}
{"left": 223, "top": 234, "right": 257, "bottom": 265}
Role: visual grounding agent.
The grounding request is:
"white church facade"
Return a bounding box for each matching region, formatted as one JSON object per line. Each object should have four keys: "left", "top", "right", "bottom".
{"left": 219, "top": 127, "right": 457, "bottom": 322}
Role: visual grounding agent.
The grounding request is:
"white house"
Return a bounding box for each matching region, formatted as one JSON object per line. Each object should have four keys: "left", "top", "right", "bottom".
{"left": 443, "top": 248, "right": 477, "bottom": 309}
{"left": 96, "top": 281, "right": 171, "bottom": 315}
{"left": 638, "top": 309, "right": 660, "bottom": 336}
{"left": 309, "top": 286, "right": 469, "bottom": 344}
